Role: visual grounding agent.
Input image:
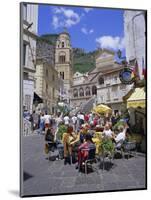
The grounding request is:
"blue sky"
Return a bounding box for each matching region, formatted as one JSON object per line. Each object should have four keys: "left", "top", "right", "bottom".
{"left": 38, "top": 4, "right": 125, "bottom": 54}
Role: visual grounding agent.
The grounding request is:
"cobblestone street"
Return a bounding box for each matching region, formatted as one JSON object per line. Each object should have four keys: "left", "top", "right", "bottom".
{"left": 22, "top": 134, "right": 146, "bottom": 196}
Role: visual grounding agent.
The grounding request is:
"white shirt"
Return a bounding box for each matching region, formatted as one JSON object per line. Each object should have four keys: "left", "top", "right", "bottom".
{"left": 72, "top": 116, "right": 77, "bottom": 124}
{"left": 103, "top": 129, "right": 113, "bottom": 138}
{"left": 79, "top": 114, "right": 84, "bottom": 120}
{"left": 44, "top": 114, "right": 51, "bottom": 124}
{"left": 64, "top": 116, "right": 70, "bottom": 125}
{"left": 40, "top": 116, "right": 45, "bottom": 123}
{"left": 115, "top": 130, "right": 126, "bottom": 143}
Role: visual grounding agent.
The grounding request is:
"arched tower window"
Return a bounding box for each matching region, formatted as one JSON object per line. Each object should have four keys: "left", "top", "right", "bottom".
{"left": 92, "top": 85, "right": 97, "bottom": 95}
{"left": 59, "top": 52, "right": 66, "bottom": 64}
{"left": 62, "top": 42, "right": 65, "bottom": 48}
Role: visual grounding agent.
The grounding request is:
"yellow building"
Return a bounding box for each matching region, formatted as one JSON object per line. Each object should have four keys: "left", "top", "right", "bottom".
{"left": 35, "top": 59, "right": 60, "bottom": 113}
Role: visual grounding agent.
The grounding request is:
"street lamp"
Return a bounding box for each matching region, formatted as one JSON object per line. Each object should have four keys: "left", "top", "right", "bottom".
{"left": 117, "top": 49, "right": 128, "bottom": 68}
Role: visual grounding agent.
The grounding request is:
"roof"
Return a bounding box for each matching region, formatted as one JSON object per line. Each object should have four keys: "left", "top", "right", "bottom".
{"left": 95, "top": 49, "right": 115, "bottom": 59}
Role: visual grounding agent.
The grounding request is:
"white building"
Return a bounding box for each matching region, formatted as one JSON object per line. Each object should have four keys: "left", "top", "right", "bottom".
{"left": 73, "top": 72, "right": 87, "bottom": 86}
{"left": 22, "top": 3, "right": 38, "bottom": 112}
{"left": 96, "top": 50, "right": 132, "bottom": 113}
{"left": 124, "top": 10, "right": 146, "bottom": 79}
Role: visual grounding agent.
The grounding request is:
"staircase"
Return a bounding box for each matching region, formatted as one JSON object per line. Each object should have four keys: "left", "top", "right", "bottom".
{"left": 81, "top": 95, "right": 96, "bottom": 113}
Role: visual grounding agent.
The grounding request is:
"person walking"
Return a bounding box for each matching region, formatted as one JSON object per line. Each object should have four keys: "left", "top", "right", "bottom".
{"left": 72, "top": 114, "right": 77, "bottom": 132}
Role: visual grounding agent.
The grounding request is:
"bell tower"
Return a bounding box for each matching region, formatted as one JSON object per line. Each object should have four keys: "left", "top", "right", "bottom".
{"left": 55, "top": 30, "right": 73, "bottom": 103}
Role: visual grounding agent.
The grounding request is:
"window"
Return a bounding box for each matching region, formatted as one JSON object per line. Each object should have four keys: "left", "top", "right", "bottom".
{"left": 46, "top": 69, "right": 48, "bottom": 77}
{"left": 86, "top": 87, "right": 90, "bottom": 96}
{"left": 25, "top": 95, "right": 31, "bottom": 111}
{"left": 114, "top": 76, "right": 118, "bottom": 81}
{"left": 106, "top": 89, "right": 110, "bottom": 101}
{"left": 79, "top": 88, "right": 84, "bottom": 97}
{"left": 98, "top": 76, "right": 104, "bottom": 85}
{"left": 59, "top": 55, "right": 66, "bottom": 63}
{"left": 46, "top": 83, "right": 48, "bottom": 94}
{"left": 62, "top": 42, "right": 65, "bottom": 48}
{"left": 23, "top": 4, "right": 27, "bottom": 21}
{"left": 23, "top": 72, "right": 28, "bottom": 80}
{"left": 73, "top": 89, "right": 78, "bottom": 97}
{"left": 120, "top": 84, "right": 126, "bottom": 90}
{"left": 92, "top": 85, "right": 97, "bottom": 95}
{"left": 53, "top": 88, "right": 55, "bottom": 99}
{"left": 60, "top": 72, "right": 64, "bottom": 80}
{"left": 23, "top": 43, "right": 27, "bottom": 66}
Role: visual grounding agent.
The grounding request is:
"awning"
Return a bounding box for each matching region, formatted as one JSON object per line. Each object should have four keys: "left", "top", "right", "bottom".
{"left": 127, "top": 87, "right": 145, "bottom": 108}
{"left": 33, "top": 92, "right": 43, "bottom": 104}
{"left": 92, "top": 104, "right": 112, "bottom": 114}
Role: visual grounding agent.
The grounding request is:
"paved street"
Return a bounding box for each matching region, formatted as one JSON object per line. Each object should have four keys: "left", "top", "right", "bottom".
{"left": 22, "top": 134, "right": 146, "bottom": 196}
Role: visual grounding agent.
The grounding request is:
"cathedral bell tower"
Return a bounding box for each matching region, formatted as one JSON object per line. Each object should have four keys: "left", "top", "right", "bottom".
{"left": 55, "top": 30, "right": 73, "bottom": 103}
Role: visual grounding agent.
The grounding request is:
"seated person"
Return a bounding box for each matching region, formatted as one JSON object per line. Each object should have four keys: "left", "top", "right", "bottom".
{"left": 76, "top": 134, "right": 96, "bottom": 169}
{"left": 45, "top": 127, "right": 55, "bottom": 152}
{"left": 62, "top": 125, "right": 78, "bottom": 165}
{"left": 103, "top": 124, "right": 114, "bottom": 139}
{"left": 113, "top": 124, "right": 128, "bottom": 148}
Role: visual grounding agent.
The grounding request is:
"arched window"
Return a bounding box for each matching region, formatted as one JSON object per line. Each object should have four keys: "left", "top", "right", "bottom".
{"left": 98, "top": 76, "right": 104, "bottom": 85}
{"left": 73, "top": 89, "right": 78, "bottom": 97}
{"left": 79, "top": 88, "right": 84, "bottom": 97}
{"left": 85, "top": 87, "right": 90, "bottom": 96}
{"left": 62, "top": 42, "right": 65, "bottom": 48}
{"left": 92, "top": 85, "right": 97, "bottom": 95}
{"left": 59, "top": 52, "right": 66, "bottom": 63}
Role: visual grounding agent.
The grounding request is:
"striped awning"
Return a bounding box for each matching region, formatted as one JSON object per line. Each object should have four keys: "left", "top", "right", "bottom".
{"left": 127, "top": 87, "right": 145, "bottom": 108}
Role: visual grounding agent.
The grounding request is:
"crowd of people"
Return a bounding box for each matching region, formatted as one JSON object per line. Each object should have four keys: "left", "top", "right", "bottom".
{"left": 23, "top": 109, "right": 130, "bottom": 170}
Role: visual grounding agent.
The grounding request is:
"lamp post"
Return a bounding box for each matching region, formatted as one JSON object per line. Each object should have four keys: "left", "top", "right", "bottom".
{"left": 117, "top": 49, "right": 128, "bottom": 67}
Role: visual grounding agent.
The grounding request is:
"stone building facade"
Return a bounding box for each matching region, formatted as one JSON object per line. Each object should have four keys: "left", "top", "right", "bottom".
{"left": 124, "top": 10, "right": 146, "bottom": 79}
{"left": 36, "top": 37, "right": 55, "bottom": 65}
{"left": 96, "top": 50, "right": 132, "bottom": 113}
{"left": 55, "top": 32, "right": 73, "bottom": 103}
{"left": 70, "top": 49, "right": 132, "bottom": 113}
{"left": 35, "top": 59, "right": 60, "bottom": 114}
{"left": 73, "top": 72, "right": 88, "bottom": 86}
{"left": 22, "top": 3, "right": 38, "bottom": 113}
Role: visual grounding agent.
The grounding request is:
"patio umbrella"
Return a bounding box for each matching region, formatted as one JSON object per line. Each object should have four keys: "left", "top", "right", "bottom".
{"left": 92, "top": 104, "right": 112, "bottom": 114}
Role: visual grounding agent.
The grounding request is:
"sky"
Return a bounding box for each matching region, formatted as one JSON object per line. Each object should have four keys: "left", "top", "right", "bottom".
{"left": 38, "top": 4, "right": 125, "bottom": 54}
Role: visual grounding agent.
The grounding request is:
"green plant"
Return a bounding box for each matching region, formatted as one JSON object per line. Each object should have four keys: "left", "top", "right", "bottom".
{"left": 100, "top": 138, "right": 114, "bottom": 153}
{"left": 113, "top": 120, "right": 125, "bottom": 131}
{"left": 57, "top": 125, "right": 67, "bottom": 140}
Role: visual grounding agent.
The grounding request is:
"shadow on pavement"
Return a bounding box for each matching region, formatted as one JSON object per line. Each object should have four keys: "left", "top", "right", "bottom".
{"left": 99, "top": 161, "right": 114, "bottom": 171}
{"left": 23, "top": 171, "right": 34, "bottom": 181}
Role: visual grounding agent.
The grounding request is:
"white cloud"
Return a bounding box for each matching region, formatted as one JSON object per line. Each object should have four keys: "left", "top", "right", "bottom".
{"left": 84, "top": 8, "right": 93, "bottom": 13}
{"left": 81, "top": 27, "right": 94, "bottom": 35}
{"left": 96, "top": 36, "right": 125, "bottom": 50}
{"left": 52, "top": 7, "right": 81, "bottom": 29}
{"left": 52, "top": 16, "right": 61, "bottom": 29}
{"left": 89, "top": 29, "right": 94, "bottom": 34}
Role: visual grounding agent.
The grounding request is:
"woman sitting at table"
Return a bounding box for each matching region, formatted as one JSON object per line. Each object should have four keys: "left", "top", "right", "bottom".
{"left": 62, "top": 125, "right": 79, "bottom": 165}
{"left": 76, "top": 134, "right": 96, "bottom": 170}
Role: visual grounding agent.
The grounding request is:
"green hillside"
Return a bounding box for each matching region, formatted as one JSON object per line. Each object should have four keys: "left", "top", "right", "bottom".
{"left": 73, "top": 48, "right": 96, "bottom": 73}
